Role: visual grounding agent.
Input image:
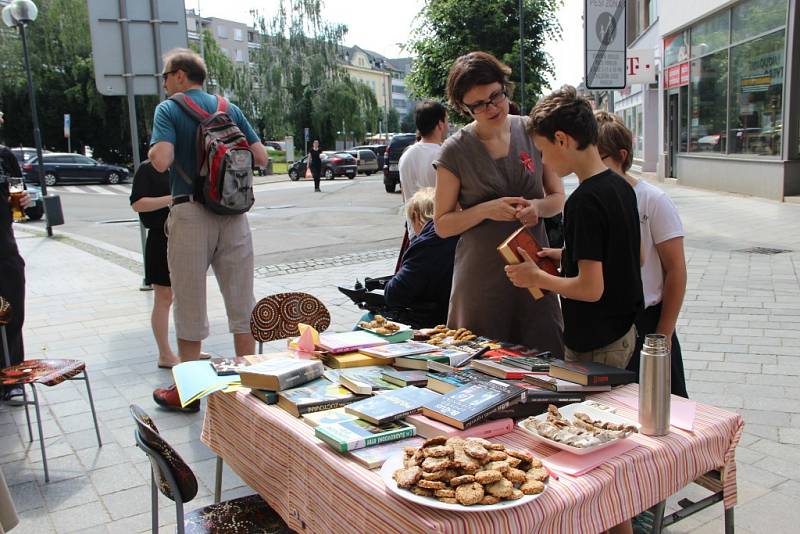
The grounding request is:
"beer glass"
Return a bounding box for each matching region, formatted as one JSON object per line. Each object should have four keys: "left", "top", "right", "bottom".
{"left": 8, "top": 177, "right": 26, "bottom": 222}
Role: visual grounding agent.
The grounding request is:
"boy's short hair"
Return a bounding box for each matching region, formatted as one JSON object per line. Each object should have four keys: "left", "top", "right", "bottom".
{"left": 406, "top": 187, "right": 436, "bottom": 224}
{"left": 527, "top": 85, "right": 598, "bottom": 149}
{"left": 446, "top": 52, "right": 514, "bottom": 115}
{"left": 415, "top": 101, "right": 447, "bottom": 137}
{"left": 595, "top": 111, "right": 633, "bottom": 172}
{"left": 163, "top": 48, "right": 207, "bottom": 85}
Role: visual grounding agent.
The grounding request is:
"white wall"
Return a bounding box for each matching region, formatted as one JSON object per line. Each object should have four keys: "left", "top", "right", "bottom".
{"left": 660, "top": 0, "right": 736, "bottom": 35}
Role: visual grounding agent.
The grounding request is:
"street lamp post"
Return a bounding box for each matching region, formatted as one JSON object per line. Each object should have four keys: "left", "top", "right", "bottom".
{"left": 3, "top": 0, "right": 58, "bottom": 236}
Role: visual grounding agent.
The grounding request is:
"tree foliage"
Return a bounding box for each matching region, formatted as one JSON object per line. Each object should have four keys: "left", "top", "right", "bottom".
{"left": 400, "top": 107, "right": 416, "bottom": 133}
{"left": 0, "top": 0, "right": 157, "bottom": 164}
{"left": 406, "top": 0, "right": 562, "bottom": 115}
{"left": 190, "top": 29, "right": 236, "bottom": 93}
{"left": 386, "top": 108, "right": 400, "bottom": 133}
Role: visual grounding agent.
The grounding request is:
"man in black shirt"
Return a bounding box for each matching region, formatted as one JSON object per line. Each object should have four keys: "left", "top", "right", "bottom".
{"left": 506, "top": 86, "right": 643, "bottom": 370}
{"left": 0, "top": 114, "right": 32, "bottom": 399}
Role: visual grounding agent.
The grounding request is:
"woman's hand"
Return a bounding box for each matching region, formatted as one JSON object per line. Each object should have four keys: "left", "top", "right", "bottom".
{"left": 481, "top": 197, "right": 527, "bottom": 222}
{"left": 515, "top": 199, "right": 541, "bottom": 228}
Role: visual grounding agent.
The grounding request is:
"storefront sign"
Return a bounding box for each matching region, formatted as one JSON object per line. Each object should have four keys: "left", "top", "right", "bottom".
{"left": 585, "top": 0, "right": 627, "bottom": 89}
{"left": 626, "top": 48, "right": 656, "bottom": 85}
{"left": 680, "top": 63, "right": 690, "bottom": 85}
{"left": 665, "top": 62, "right": 690, "bottom": 89}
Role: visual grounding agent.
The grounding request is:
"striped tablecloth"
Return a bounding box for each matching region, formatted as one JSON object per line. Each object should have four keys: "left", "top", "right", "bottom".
{"left": 201, "top": 384, "right": 743, "bottom": 534}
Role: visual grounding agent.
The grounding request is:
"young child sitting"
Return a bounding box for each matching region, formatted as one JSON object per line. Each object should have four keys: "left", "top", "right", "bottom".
{"left": 505, "top": 85, "right": 644, "bottom": 370}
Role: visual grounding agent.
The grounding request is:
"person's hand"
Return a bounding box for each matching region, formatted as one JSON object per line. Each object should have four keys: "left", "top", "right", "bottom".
{"left": 505, "top": 248, "right": 543, "bottom": 288}
{"left": 538, "top": 247, "right": 562, "bottom": 262}
{"left": 482, "top": 197, "right": 526, "bottom": 222}
{"left": 515, "top": 199, "right": 540, "bottom": 227}
{"left": 19, "top": 192, "right": 32, "bottom": 209}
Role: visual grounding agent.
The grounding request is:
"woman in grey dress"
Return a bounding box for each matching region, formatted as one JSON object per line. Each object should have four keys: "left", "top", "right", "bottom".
{"left": 433, "top": 52, "right": 565, "bottom": 355}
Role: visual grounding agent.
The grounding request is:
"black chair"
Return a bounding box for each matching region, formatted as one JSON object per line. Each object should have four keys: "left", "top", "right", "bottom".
{"left": 130, "top": 404, "right": 293, "bottom": 534}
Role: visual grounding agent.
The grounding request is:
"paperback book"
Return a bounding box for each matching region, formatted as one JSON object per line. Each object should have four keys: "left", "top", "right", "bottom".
{"left": 404, "top": 414, "right": 515, "bottom": 440}
{"left": 322, "top": 352, "right": 393, "bottom": 369}
{"left": 317, "top": 331, "right": 389, "bottom": 354}
{"left": 278, "top": 377, "right": 368, "bottom": 417}
{"left": 209, "top": 352, "right": 293, "bottom": 376}
{"left": 238, "top": 358, "right": 324, "bottom": 391}
{"left": 469, "top": 359, "right": 545, "bottom": 380}
{"left": 425, "top": 368, "right": 493, "bottom": 395}
{"left": 380, "top": 369, "right": 429, "bottom": 387}
{"left": 301, "top": 407, "right": 360, "bottom": 427}
{"left": 315, "top": 419, "right": 416, "bottom": 452}
{"left": 524, "top": 374, "right": 611, "bottom": 392}
{"left": 347, "top": 437, "right": 424, "bottom": 469}
{"left": 359, "top": 341, "right": 440, "bottom": 359}
{"left": 324, "top": 366, "right": 398, "bottom": 394}
{"left": 421, "top": 380, "right": 525, "bottom": 430}
{"left": 394, "top": 349, "right": 474, "bottom": 370}
{"left": 249, "top": 388, "right": 279, "bottom": 405}
{"left": 345, "top": 386, "right": 441, "bottom": 425}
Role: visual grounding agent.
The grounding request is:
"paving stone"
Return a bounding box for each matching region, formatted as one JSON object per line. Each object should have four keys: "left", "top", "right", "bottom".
{"left": 101, "top": 484, "right": 151, "bottom": 521}
{"left": 8, "top": 480, "right": 45, "bottom": 513}
{"left": 89, "top": 463, "right": 145, "bottom": 496}
{"left": 41, "top": 475, "right": 98, "bottom": 512}
{"left": 50, "top": 501, "right": 111, "bottom": 533}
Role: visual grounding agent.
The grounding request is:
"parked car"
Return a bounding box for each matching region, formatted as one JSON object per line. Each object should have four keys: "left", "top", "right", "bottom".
{"left": 21, "top": 153, "right": 130, "bottom": 186}
{"left": 348, "top": 149, "right": 379, "bottom": 175}
{"left": 287, "top": 151, "right": 357, "bottom": 181}
{"left": 263, "top": 140, "right": 286, "bottom": 151}
{"left": 11, "top": 147, "right": 51, "bottom": 164}
{"left": 352, "top": 144, "right": 387, "bottom": 169}
{"left": 382, "top": 134, "right": 416, "bottom": 193}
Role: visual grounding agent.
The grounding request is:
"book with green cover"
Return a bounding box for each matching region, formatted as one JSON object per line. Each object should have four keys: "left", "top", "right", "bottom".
{"left": 345, "top": 386, "right": 441, "bottom": 424}
{"left": 278, "top": 377, "right": 368, "bottom": 417}
{"left": 315, "top": 419, "right": 417, "bottom": 452}
{"left": 250, "top": 388, "right": 279, "bottom": 405}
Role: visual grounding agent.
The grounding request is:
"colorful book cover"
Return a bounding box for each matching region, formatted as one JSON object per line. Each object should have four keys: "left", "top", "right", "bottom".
{"left": 238, "top": 358, "right": 323, "bottom": 391}
{"left": 278, "top": 377, "right": 367, "bottom": 417}
{"left": 324, "top": 366, "right": 399, "bottom": 394}
{"left": 301, "top": 407, "right": 360, "bottom": 427}
{"left": 359, "top": 341, "right": 440, "bottom": 359}
{"left": 209, "top": 353, "right": 287, "bottom": 376}
{"left": 345, "top": 386, "right": 441, "bottom": 424}
{"left": 315, "top": 419, "right": 417, "bottom": 452}
{"left": 422, "top": 380, "right": 525, "bottom": 429}
{"left": 348, "top": 437, "right": 424, "bottom": 469}
{"left": 404, "top": 414, "right": 515, "bottom": 440}
{"left": 381, "top": 369, "right": 429, "bottom": 387}
{"left": 322, "top": 352, "right": 394, "bottom": 369}
{"left": 317, "top": 331, "right": 389, "bottom": 354}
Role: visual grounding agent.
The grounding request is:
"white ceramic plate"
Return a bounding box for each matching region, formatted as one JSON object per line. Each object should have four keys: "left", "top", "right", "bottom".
{"left": 357, "top": 321, "right": 412, "bottom": 336}
{"left": 517, "top": 402, "right": 641, "bottom": 456}
{"left": 379, "top": 454, "right": 547, "bottom": 512}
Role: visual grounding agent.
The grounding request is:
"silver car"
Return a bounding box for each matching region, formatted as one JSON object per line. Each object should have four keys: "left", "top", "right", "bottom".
{"left": 348, "top": 149, "right": 379, "bottom": 175}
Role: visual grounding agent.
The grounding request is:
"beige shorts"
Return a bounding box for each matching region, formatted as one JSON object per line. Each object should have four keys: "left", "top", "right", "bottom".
{"left": 564, "top": 324, "right": 637, "bottom": 369}
{"left": 166, "top": 201, "right": 255, "bottom": 341}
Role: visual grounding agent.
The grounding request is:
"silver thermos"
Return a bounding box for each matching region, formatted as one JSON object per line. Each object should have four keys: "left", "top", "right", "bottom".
{"left": 639, "top": 334, "right": 671, "bottom": 436}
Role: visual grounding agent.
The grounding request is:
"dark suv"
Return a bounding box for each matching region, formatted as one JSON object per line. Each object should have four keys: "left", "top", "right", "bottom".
{"left": 382, "top": 134, "right": 416, "bottom": 193}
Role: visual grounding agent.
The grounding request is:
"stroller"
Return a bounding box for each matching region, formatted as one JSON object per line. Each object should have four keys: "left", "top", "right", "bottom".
{"left": 337, "top": 276, "right": 440, "bottom": 330}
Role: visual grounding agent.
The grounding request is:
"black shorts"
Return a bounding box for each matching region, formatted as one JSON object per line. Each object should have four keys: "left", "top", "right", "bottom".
{"left": 144, "top": 225, "right": 170, "bottom": 287}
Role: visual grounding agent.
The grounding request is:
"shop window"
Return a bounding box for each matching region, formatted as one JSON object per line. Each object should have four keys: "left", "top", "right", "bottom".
{"left": 729, "top": 30, "right": 784, "bottom": 156}
{"left": 732, "top": 0, "right": 787, "bottom": 43}
{"left": 690, "top": 10, "right": 729, "bottom": 57}
{"left": 664, "top": 31, "right": 689, "bottom": 67}
{"left": 689, "top": 50, "right": 727, "bottom": 153}
{"left": 679, "top": 86, "right": 688, "bottom": 152}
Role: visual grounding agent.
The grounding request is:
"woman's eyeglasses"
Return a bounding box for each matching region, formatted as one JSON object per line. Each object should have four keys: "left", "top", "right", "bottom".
{"left": 464, "top": 89, "right": 507, "bottom": 115}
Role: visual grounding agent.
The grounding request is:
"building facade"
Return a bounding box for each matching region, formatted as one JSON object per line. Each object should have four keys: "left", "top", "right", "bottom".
{"left": 185, "top": 9, "right": 257, "bottom": 65}
{"left": 657, "top": 0, "right": 800, "bottom": 200}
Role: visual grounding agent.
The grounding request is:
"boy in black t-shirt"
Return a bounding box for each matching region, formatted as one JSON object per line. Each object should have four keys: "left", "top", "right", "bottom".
{"left": 506, "top": 86, "right": 643, "bottom": 370}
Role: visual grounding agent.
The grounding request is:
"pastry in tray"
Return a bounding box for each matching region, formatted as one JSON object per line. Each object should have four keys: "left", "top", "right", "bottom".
{"left": 521, "top": 405, "right": 638, "bottom": 449}
{"left": 358, "top": 315, "right": 405, "bottom": 336}
{"left": 391, "top": 436, "right": 547, "bottom": 506}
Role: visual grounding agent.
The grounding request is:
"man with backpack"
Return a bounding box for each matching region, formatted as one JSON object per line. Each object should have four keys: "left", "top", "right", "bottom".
{"left": 148, "top": 48, "right": 267, "bottom": 412}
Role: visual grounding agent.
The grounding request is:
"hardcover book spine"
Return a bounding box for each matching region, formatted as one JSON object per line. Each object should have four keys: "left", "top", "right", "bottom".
{"left": 496, "top": 245, "right": 544, "bottom": 299}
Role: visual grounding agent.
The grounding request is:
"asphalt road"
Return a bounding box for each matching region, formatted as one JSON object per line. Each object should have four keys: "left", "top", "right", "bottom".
{"left": 19, "top": 173, "right": 407, "bottom": 266}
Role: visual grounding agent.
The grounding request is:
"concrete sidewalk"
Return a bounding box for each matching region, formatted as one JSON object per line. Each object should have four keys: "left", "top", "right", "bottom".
{"left": 3, "top": 177, "right": 800, "bottom": 533}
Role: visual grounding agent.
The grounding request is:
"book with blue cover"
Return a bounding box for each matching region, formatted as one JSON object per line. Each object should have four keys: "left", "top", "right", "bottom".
{"left": 278, "top": 377, "right": 368, "bottom": 417}
{"left": 422, "top": 380, "right": 525, "bottom": 430}
{"left": 344, "top": 386, "right": 441, "bottom": 425}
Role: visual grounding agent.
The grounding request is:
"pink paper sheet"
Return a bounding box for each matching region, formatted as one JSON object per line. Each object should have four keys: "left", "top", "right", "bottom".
{"left": 543, "top": 439, "right": 640, "bottom": 476}
{"left": 615, "top": 395, "right": 697, "bottom": 432}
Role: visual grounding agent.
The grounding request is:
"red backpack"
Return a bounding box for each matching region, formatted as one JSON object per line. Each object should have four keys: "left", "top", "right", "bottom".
{"left": 169, "top": 92, "right": 255, "bottom": 215}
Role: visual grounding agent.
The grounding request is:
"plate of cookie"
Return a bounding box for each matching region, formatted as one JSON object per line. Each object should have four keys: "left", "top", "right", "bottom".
{"left": 358, "top": 315, "right": 411, "bottom": 336}
{"left": 380, "top": 436, "right": 548, "bottom": 512}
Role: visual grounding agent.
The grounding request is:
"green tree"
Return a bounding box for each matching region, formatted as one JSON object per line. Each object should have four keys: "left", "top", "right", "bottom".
{"left": 406, "top": 0, "right": 561, "bottom": 115}
{"left": 386, "top": 107, "right": 400, "bottom": 132}
{"left": 0, "top": 0, "right": 157, "bottom": 164}
{"left": 190, "top": 29, "right": 236, "bottom": 94}
{"left": 400, "top": 107, "right": 416, "bottom": 133}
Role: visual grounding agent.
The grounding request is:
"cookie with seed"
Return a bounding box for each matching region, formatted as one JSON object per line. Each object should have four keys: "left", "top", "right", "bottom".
{"left": 417, "top": 479, "right": 447, "bottom": 490}
{"left": 393, "top": 466, "right": 422, "bottom": 489}
{"left": 485, "top": 478, "right": 514, "bottom": 498}
{"left": 528, "top": 457, "right": 543, "bottom": 468}
{"left": 506, "top": 449, "right": 534, "bottom": 463}
{"left": 437, "top": 497, "right": 459, "bottom": 504}
{"left": 479, "top": 494, "right": 500, "bottom": 505}
{"left": 434, "top": 488, "right": 455, "bottom": 498}
{"left": 465, "top": 437, "right": 491, "bottom": 447}
{"left": 474, "top": 469, "right": 503, "bottom": 484}
{"left": 506, "top": 467, "right": 527, "bottom": 484}
{"left": 423, "top": 436, "right": 448, "bottom": 447}
{"left": 410, "top": 485, "right": 434, "bottom": 497}
{"left": 526, "top": 467, "right": 549, "bottom": 482}
{"left": 423, "top": 445, "right": 453, "bottom": 458}
{"left": 506, "top": 489, "right": 524, "bottom": 500}
{"left": 421, "top": 468, "right": 457, "bottom": 481}
{"left": 483, "top": 460, "right": 510, "bottom": 474}
{"left": 521, "top": 480, "right": 545, "bottom": 495}
{"left": 449, "top": 474, "right": 475, "bottom": 487}
{"left": 486, "top": 443, "right": 506, "bottom": 451}
{"left": 455, "top": 482, "right": 484, "bottom": 505}
{"left": 486, "top": 450, "right": 508, "bottom": 462}
{"left": 464, "top": 442, "right": 489, "bottom": 460}
{"left": 421, "top": 456, "right": 451, "bottom": 472}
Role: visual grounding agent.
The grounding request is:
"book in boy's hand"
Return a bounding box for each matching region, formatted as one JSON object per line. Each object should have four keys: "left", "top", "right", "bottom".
{"left": 278, "top": 377, "right": 368, "bottom": 417}
{"left": 238, "top": 358, "right": 323, "bottom": 391}
{"left": 345, "top": 386, "right": 441, "bottom": 425}
{"left": 421, "top": 380, "right": 525, "bottom": 430}
{"left": 497, "top": 225, "right": 559, "bottom": 299}
{"left": 548, "top": 359, "right": 636, "bottom": 386}
{"left": 315, "top": 418, "right": 417, "bottom": 452}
